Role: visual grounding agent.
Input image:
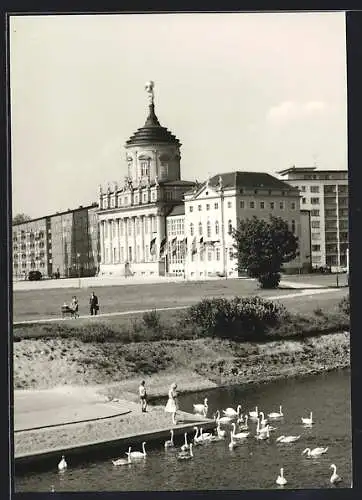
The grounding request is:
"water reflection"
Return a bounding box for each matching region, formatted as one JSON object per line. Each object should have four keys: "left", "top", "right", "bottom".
{"left": 15, "top": 369, "right": 352, "bottom": 492}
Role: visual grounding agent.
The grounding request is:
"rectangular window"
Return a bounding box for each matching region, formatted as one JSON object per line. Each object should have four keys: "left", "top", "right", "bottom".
{"left": 302, "top": 197, "right": 306, "bottom": 204}
{"left": 206, "top": 204, "right": 210, "bottom": 211}
{"left": 270, "top": 202, "right": 275, "bottom": 210}
{"left": 250, "top": 201, "right": 255, "bottom": 209}
{"left": 279, "top": 201, "right": 284, "bottom": 210}
{"left": 208, "top": 250, "right": 212, "bottom": 261}
{"left": 227, "top": 201, "right": 232, "bottom": 208}
{"left": 312, "top": 244, "right": 321, "bottom": 252}
{"left": 310, "top": 185, "right": 320, "bottom": 193}
{"left": 189, "top": 206, "right": 193, "bottom": 212}
{"left": 291, "top": 202, "right": 296, "bottom": 210}
{"left": 312, "top": 232, "right": 321, "bottom": 240}
{"left": 260, "top": 201, "right": 265, "bottom": 209}
{"left": 311, "top": 197, "right": 320, "bottom": 205}
{"left": 311, "top": 209, "right": 320, "bottom": 216}
{"left": 311, "top": 221, "right": 320, "bottom": 229}
{"left": 240, "top": 200, "right": 245, "bottom": 209}
{"left": 214, "top": 203, "right": 218, "bottom": 209}
{"left": 301, "top": 186, "right": 306, "bottom": 192}
{"left": 198, "top": 205, "right": 202, "bottom": 211}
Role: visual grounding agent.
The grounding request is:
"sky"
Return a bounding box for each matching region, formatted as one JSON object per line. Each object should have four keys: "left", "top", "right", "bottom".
{"left": 10, "top": 12, "right": 347, "bottom": 219}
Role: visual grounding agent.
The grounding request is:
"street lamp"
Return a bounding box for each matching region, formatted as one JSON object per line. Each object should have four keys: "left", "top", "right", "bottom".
{"left": 77, "top": 252, "right": 81, "bottom": 288}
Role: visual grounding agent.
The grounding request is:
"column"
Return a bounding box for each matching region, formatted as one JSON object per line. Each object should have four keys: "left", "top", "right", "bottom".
{"left": 133, "top": 217, "right": 137, "bottom": 262}
{"left": 141, "top": 215, "right": 145, "bottom": 262}
{"left": 100, "top": 220, "right": 105, "bottom": 264}
{"left": 124, "top": 218, "right": 129, "bottom": 262}
{"left": 109, "top": 220, "right": 113, "bottom": 264}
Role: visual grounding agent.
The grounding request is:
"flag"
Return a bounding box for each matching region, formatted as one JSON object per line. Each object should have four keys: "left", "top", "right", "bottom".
{"left": 159, "top": 237, "right": 167, "bottom": 258}
{"left": 150, "top": 237, "right": 156, "bottom": 256}
{"left": 199, "top": 236, "right": 204, "bottom": 244}
{"left": 191, "top": 237, "right": 197, "bottom": 255}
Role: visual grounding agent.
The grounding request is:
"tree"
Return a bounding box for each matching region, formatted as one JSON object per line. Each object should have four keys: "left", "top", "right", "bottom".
{"left": 232, "top": 216, "right": 298, "bottom": 289}
{"left": 12, "top": 213, "right": 31, "bottom": 225}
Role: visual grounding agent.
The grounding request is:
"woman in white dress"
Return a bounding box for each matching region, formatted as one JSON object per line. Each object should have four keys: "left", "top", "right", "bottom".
{"left": 165, "top": 383, "right": 179, "bottom": 425}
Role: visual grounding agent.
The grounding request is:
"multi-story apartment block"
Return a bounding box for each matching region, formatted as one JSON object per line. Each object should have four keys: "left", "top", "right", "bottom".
{"left": 278, "top": 166, "right": 348, "bottom": 270}
{"left": 12, "top": 204, "right": 100, "bottom": 279}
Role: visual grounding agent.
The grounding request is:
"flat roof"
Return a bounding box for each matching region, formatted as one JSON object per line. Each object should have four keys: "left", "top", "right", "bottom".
{"left": 13, "top": 203, "right": 98, "bottom": 226}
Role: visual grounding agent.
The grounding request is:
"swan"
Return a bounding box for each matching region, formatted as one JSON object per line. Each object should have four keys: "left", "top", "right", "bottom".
{"left": 301, "top": 412, "right": 313, "bottom": 425}
{"left": 164, "top": 430, "right": 174, "bottom": 448}
{"left": 249, "top": 406, "right": 259, "bottom": 418}
{"left": 223, "top": 405, "right": 242, "bottom": 418}
{"left": 193, "top": 427, "right": 204, "bottom": 445}
{"left": 330, "top": 464, "right": 342, "bottom": 485}
{"left": 259, "top": 411, "right": 268, "bottom": 426}
{"left": 268, "top": 405, "right": 283, "bottom": 419}
{"left": 216, "top": 422, "right": 226, "bottom": 438}
{"left": 58, "top": 455, "right": 67, "bottom": 471}
{"left": 215, "top": 410, "right": 233, "bottom": 424}
{"left": 276, "top": 467, "right": 287, "bottom": 486}
{"left": 228, "top": 435, "right": 241, "bottom": 450}
{"left": 193, "top": 398, "right": 208, "bottom": 416}
{"left": 302, "top": 447, "right": 328, "bottom": 458}
{"left": 231, "top": 423, "right": 249, "bottom": 440}
{"left": 255, "top": 426, "right": 270, "bottom": 440}
{"left": 199, "top": 427, "right": 213, "bottom": 441}
{"left": 177, "top": 443, "right": 193, "bottom": 460}
{"left": 181, "top": 432, "right": 190, "bottom": 451}
{"left": 256, "top": 417, "right": 268, "bottom": 435}
{"left": 238, "top": 415, "right": 249, "bottom": 431}
{"left": 276, "top": 435, "right": 300, "bottom": 444}
{"left": 126, "top": 441, "right": 147, "bottom": 458}
{"left": 112, "top": 448, "right": 132, "bottom": 466}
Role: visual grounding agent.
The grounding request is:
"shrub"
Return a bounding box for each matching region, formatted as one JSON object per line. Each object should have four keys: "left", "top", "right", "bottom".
{"left": 338, "top": 295, "right": 350, "bottom": 316}
{"left": 185, "top": 296, "right": 288, "bottom": 340}
{"left": 313, "top": 307, "right": 324, "bottom": 317}
{"left": 258, "top": 272, "right": 281, "bottom": 289}
{"left": 142, "top": 310, "right": 162, "bottom": 331}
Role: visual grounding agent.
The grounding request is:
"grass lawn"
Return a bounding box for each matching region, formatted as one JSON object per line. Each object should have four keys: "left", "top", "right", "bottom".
{"left": 13, "top": 278, "right": 303, "bottom": 322}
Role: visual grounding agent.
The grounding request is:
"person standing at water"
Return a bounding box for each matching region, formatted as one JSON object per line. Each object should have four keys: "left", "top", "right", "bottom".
{"left": 139, "top": 380, "right": 148, "bottom": 412}
{"left": 71, "top": 296, "right": 79, "bottom": 317}
{"left": 89, "top": 291, "right": 99, "bottom": 316}
{"left": 165, "top": 383, "right": 179, "bottom": 425}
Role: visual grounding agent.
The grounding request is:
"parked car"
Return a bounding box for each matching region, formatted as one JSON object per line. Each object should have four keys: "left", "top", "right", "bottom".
{"left": 28, "top": 270, "right": 42, "bottom": 281}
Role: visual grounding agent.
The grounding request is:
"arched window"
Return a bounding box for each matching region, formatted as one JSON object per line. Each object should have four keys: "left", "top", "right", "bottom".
{"left": 215, "top": 220, "right": 219, "bottom": 235}
{"left": 198, "top": 222, "right": 203, "bottom": 236}
{"left": 190, "top": 223, "right": 194, "bottom": 236}
{"left": 291, "top": 220, "right": 296, "bottom": 233}
{"left": 228, "top": 220, "right": 233, "bottom": 234}
{"left": 207, "top": 220, "right": 211, "bottom": 238}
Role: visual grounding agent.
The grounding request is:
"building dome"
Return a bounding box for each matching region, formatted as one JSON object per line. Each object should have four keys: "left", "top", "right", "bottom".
{"left": 125, "top": 103, "right": 181, "bottom": 147}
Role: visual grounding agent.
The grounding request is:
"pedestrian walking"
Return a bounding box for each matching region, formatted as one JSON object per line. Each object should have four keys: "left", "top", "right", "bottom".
{"left": 71, "top": 295, "right": 79, "bottom": 318}
{"left": 139, "top": 380, "right": 148, "bottom": 412}
{"left": 89, "top": 291, "right": 99, "bottom": 316}
{"left": 165, "top": 382, "right": 179, "bottom": 425}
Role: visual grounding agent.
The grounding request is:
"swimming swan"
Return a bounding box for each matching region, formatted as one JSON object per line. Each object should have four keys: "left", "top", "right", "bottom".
{"left": 301, "top": 412, "right": 313, "bottom": 425}
{"left": 330, "top": 464, "right": 342, "bottom": 485}
{"left": 302, "top": 447, "right": 328, "bottom": 458}
{"left": 177, "top": 443, "right": 193, "bottom": 460}
{"left": 58, "top": 455, "right": 67, "bottom": 471}
{"left": 164, "top": 430, "right": 174, "bottom": 448}
{"left": 181, "top": 432, "right": 190, "bottom": 451}
{"left": 216, "top": 422, "right": 226, "bottom": 438}
{"left": 276, "top": 467, "right": 287, "bottom": 486}
{"left": 268, "top": 405, "right": 283, "bottom": 418}
{"left": 193, "top": 398, "right": 208, "bottom": 416}
{"left": 126, "top": 441, "right": 147, "bottom": 458}
{"left": 259, "top": 411, "right": 268, "bottom": 426}
{"left": 231, "top": 423, "right": 249, "bottom": 440}
{"left": 215, "top": 410, "right": 233, "bottom": 424}
{"left": 249, "top": 406, "right": 259, "bottom": 418}
{"left": 223, "top": 405, "right": 242, "bottom": 418}
{"left": 238, "top": 415, "right": 249, "bottom": 430}
{"left": 113, "top": 448, "right": 132, "bottom": 465}
{"left": 276, "top": 435, "right": 300, "bottom": 444}
{"left": 255, "top": 426, "right": 270, "bottom": 440}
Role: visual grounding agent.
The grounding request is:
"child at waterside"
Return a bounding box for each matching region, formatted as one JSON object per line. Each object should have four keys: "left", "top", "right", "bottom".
{"left": 139, "top": 380, "right": 148, "bottom": 412}
{"left": 165, "top": 382, "right": 179, "bottom": 425}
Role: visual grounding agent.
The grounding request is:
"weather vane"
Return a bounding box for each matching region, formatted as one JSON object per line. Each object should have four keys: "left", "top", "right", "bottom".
{"left": 145, "top": 81, "right": 155, "bottom": 105}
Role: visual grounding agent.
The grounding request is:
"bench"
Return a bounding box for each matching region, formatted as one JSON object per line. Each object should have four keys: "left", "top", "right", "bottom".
{"left": 61, "top": 305, "right": 79, "bottom": 319}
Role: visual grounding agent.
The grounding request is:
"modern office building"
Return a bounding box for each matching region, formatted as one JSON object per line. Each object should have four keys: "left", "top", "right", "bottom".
{"left": 12, "top": 204, "right": 100, "bottom": 279}
{"left": 278, "top": 166, "right": 348, "bottom": 270}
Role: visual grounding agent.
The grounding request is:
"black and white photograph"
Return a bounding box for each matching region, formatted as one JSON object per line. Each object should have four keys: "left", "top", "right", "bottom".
{"left": 10, "top": 11, "right": 351, "bottom": 492}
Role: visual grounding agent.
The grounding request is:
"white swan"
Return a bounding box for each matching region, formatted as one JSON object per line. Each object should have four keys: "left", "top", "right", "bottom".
{"left": 330, "top": 464, "right": 342, "bottom": 485}
{"left": 256, "top": 426, "right": 270, "bottom": 440}
{"left": 215, "top": 410, "right": 233, "bottom": 424}
{"left": 58, "top": 455, "right": 67, "bottom": 471}
{"left": 177, "top": 443, "right": 193, "bottom": 460}
{"left": 223, "top": 405, "right": 242, "bottom": 418}
{"left": 112, "top": 448, "right": 132, "bottom": 465}
{"left": 164, "top": 430, "right": 174, "bottom": 448}
{"left": 199, "top": 427, "right": 213, "bottom": 441}
{"left": 301, "top": 412, "right": 313, "bottom": 425}
{"left": 181, "top": 432, "right": 190, "bottom": 451}
{"left": 302, "top": 447, "right": 328, "bottom": 458}
{"left": 193, "top": 427, "right": 204, "bottom": 445}
{"left": 126, "top": 441, "right": 147, "bottom": 458}
{"left": 216, "top": 422, "right": 226, "bottom": 438}
{"left": 228, "top": 435, "right": 240, "bottom": 450}
{"left": 276, "top": 435, "right": 300, "bottom": 444}
{"left": 256, "top": 417, "right": 268, "bottom": 435}
{"left": 238, "top": 415, "right": 249, "bottom": 430}
{"left": 193, "top": 398, "right": 208, "bottom": 416}
{"left": 249, "top": 406, "right": 259, "bottom": 418}
{"left": 276, "top": 467, "right": 287, "bottom": 486}
{"left": 231, "top": 423, "right": 249, "bottom": 440}
{"left": 259, "top": 411, "right": 268, "bottom": 426}
{"left": 268, "top": 405, "right": 283, "bottom": 418}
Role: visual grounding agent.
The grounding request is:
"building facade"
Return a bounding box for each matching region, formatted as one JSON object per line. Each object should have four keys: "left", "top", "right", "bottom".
{"left": 12, "top": 204, "right": 99, "bottom": 280}
{"left": 97, "top": 82, "right": 195, "bottom": 277}
{"left": 278, "top": 166, "right": 348, "bottom": 270}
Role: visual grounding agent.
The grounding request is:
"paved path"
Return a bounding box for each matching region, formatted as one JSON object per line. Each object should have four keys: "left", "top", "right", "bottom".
{"left": 13, "top": 286, "right": 340, "bottom": 325}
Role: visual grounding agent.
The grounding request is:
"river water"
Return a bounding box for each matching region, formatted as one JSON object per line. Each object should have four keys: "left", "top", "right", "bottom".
{"left": 15, "top": 369, "right": 352, "bottom": 492}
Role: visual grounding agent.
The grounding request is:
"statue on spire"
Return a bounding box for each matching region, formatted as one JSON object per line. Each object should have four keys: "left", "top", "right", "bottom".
{"left": 145, "top": 81, "right": 155, "bottom": 105}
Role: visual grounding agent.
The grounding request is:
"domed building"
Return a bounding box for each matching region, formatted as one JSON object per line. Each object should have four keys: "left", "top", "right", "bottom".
{"left": 97, "top": 82, "right": 195, "bottom": 277}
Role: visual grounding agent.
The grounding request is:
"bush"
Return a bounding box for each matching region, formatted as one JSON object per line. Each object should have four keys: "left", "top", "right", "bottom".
{"left": 185, "top": 296, "right": 288, "bottom": 340}
{"left": 258, "top": 272, "right": 281, "bottom": 289}
{"left": 338, "top": 295, "right": 350, "bottom": 316}
{"left": 142, "top": 309, "right": 162, "bottom": 331}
